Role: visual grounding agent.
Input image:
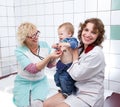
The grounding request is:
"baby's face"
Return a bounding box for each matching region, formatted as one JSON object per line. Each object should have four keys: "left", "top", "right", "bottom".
{"left": 58, "top": 26, "right": 71, "bottom": 41}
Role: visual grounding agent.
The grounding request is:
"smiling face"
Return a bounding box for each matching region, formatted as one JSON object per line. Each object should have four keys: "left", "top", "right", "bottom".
{"left": 58, "top": 26, "right": 72, "bottom": 41}
{"left": 81, "top": 22, "right": 99, "bottom": 49}
{"left": 57, "top": 22, "right": 74, "bottom": 41}
{"left": 78, "top": 18, "right": 105, "bottom": 51}
{"left": 17, "top": 22, "right": 40, "bottom": 47}
{"left": 25, "top": 30, "right": 40, "bottom": 47}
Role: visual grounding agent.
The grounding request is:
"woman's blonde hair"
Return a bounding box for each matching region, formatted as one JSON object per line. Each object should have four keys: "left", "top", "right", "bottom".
{"left": 17, "top": 22, "right": 37, "bottom": 45}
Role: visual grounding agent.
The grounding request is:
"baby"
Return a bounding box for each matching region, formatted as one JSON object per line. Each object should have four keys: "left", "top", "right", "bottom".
{"left": 52, "top": 22, "right": 78, "bottom": 98}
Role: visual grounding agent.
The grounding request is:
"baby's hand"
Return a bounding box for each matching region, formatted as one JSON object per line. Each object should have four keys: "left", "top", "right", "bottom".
{"left": 50, "top": 50, "right": 62, "bottom": 59}
{"left": 52, "top": 43, "right": 61, "bottom": 51}
{"left": 55, "top": 49, "right": 62, "bottom": 54}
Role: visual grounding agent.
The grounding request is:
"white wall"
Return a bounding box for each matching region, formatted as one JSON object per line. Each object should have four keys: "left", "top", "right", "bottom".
{"left": 0, "top": 0, "right": 120, "bottom": 93}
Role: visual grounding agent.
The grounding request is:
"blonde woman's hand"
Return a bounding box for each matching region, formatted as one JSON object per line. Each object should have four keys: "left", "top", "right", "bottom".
{"left": 50, "top": 50, "right": 62, "bottom": 59}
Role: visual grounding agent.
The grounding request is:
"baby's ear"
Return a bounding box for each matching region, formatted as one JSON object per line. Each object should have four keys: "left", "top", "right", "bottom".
{"left": 68, "top": 32, "right": 72, "bottom": 37}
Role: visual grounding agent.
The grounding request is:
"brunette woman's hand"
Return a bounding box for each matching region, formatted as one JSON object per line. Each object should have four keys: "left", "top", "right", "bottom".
{"left": 72, "top": 48, "right": 79, "bottom": 61}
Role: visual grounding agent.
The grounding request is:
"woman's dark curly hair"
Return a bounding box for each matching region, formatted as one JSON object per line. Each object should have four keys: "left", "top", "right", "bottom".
{"left": 78, "top": 18, "right": 105, "bottom": 51}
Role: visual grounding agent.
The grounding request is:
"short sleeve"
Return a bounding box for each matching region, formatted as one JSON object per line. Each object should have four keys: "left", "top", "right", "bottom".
{"left": 15, "top": 46, "right": 31, "bottom": 70}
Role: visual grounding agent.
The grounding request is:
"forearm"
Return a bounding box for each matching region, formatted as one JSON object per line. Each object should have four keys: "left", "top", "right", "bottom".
{"left": 60, "top": 42, "right": 70, "bottom": 48}
{"left": 36, "top": 50, "right": 62, "bottom": 70}
{"left": 36, "top": 55, "right": 51, "bottom": 71}
{"left": 25, "top": 63, "right": 38, "bottom": 74}
{"left": 47, "top": 59, "right": 56, "bottom": 68}
{"left": 72, "top": 49, "right": 79, "bottom": 61}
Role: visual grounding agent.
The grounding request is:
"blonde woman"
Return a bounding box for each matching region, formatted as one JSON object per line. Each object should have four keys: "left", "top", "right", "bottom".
{"left": 13, "top": 22, "right": 62, "bottom": 107}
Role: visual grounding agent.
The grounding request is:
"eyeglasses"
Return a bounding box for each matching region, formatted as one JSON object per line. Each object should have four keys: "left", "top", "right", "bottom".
{"left": 27, "top": 30, "right": 40, "bottom": 39}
